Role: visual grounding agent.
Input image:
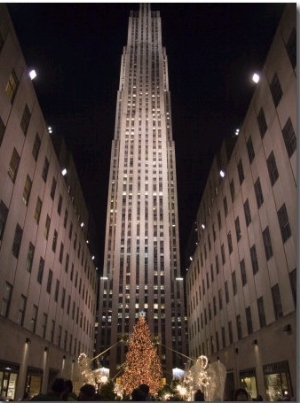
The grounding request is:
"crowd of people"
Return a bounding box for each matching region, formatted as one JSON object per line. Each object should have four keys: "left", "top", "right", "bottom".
{"left": 23, "top": 377, "right": 291, "bottom": 401}
{"left": 27, "top": 378, "right": 101, "bottom": 401}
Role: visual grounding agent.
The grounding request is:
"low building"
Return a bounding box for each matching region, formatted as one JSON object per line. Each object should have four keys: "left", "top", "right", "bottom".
{"left": 0, "top": 5, "right": 97, "bottom": 400}
{"left": 186, "top": 4, "right": 296, "bottom": 401}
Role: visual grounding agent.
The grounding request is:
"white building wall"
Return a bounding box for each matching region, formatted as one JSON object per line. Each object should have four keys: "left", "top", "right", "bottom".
{"left": 186, "top": 4, "right": 296, "bottom": 401}
{"left": 0, "top": 5, "right": 98, "bottom": 400}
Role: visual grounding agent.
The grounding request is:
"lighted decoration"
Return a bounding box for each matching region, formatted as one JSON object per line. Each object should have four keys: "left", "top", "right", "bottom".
{"left": 185, "top": 355, "right": 226, "bottom": 401}
{"left": 117, "top": 313, "right": 162, "bottom": 397}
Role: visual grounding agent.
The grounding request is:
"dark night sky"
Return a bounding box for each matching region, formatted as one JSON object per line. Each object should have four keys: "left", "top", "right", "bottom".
{"left": 7, "top": 2, "right": 286, "bottom": 273}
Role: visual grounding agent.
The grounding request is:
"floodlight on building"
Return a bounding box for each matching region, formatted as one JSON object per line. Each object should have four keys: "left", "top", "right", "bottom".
{"left": 220, "top": 170, "right": 225, "bottom": 178}
{"left": 62, "top": 168, "right": 67, "bottom": 176}
{"left": 29, "top": 69, "right": 37, "bottom": 80}
{"left": 48, "top": 126, "right": 53, "bottom": 134}
{"left": 252, "top": 73, "right": 260, "bottom": 83}
{"left": 91, "top": 255, "right": 95, "bottom": 260}
{"left": 80, "top": 222, "right": 84, "bottom": 228}
{"left": 101, "top": 276, "right": 109, "bottom": 280}
{"left": 176, "top": 277, "right": 184, "bottom": 281}
{"left": 201, "top": 223, "right": 205, "bottom": 229}
{"left": 25, "top": 338, "right": 31, "bottom": 344}
{"left": 235, "top": 128, "right": 240, "bottom": 136}
{"left": 86, "top": 240, "right": 89, "bottom": 244}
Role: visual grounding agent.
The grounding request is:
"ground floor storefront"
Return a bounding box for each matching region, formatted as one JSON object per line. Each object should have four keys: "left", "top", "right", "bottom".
{"left": 211, "top": 315, "right": 296, "bottom": 401}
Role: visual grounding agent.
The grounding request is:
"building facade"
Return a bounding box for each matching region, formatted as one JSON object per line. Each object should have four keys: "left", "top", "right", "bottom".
{"left": 186, "top": 4, "right": 296, "bottom": 401}
{"left": 0, "top": 5, "right": 98, "bottom": 400}
{"left": 97, "top": 4, "right": 187, "bottom": 380}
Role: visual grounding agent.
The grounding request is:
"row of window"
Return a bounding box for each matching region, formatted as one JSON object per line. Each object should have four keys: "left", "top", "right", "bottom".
{"left": 190, "top": 268, "right": 296, "bottom": 353}
{"left": 1, "top": 281, "right": 93, "bottom": 355}
{"left": 189, "top": 198, "right": 292, "bottom": 297}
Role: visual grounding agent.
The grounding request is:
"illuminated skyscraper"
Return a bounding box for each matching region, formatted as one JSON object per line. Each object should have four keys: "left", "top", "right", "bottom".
{"left": 97, "top": 4, "right": 187, "bottom": 379}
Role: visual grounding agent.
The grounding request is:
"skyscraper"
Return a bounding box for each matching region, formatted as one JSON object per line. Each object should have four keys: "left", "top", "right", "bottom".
{"left": 97, "top": 4, "right": 187, "bottom": 380}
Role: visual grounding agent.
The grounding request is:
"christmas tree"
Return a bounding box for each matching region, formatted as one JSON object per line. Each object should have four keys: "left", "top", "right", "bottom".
{"left": 118, "top": 313, "right": 162, "bottom": 396}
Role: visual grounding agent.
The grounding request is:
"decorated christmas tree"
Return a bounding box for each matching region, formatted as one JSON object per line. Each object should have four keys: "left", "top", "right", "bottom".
{"left": 118, "top": 313, "right": 162, "bottom": 396}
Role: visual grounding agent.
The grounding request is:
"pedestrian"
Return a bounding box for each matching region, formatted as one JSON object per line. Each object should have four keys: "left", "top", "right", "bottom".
{"left": 234, "top": 388, "right": 250, "bottom": 401}
{"left": 77, "top": 384, "right": 96, "bottom": 401}
{"left": 132, "top": 387, "right": 147, "bottom": 401}
{"left": 63, "top": 380, "right": 77, "bottom": 401}
{"left": 31, "top": 378, "right": 66, "bottom": 400}
{"left": 194, "top": 389, "right": 205, "bottom": 401}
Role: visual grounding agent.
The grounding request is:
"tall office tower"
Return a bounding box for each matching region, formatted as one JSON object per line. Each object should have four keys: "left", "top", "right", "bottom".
{"left": 97, "top": 4, "right": 187, "bottom": 380}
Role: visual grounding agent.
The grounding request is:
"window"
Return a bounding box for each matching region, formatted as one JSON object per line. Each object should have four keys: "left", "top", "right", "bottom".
{"left": 37, "top": 257, "right": 45, "bottom": 284}
{"left": 223, "top": 197, "right": 228, "bottom": 217}
{"left": 289, "top": 269, "right": 297, "bottom": 306}
{"left": 235, "top": 216, "right": 241, "bottom": 242}
{"left": 1, "top": 282, "right": 12, "bottom": 317}
{"left": 243, "top": 199, "right": 251, "bottom": 226}
{"left": 221, "top": 244, "right": 225, "bottom": 264}
{"left": 250, "top": 244, "right": 259, "bottom": 274}
{"left": 54, "top": 280, "right": 60, "bottom": 302}
{"left": 65, "top": 253, "right": 69, "bottom": 273}
{"left": 44, "top": 215, "right": 51, "bottom": 240}
{"left": 257, "top": 296, "right": 266, "bottom": 327}
{"left": 240, "top": 259, "right": 247, "bottom": 286}
{"left": 270, "top": 73, "right": 283, "bottom": 107}
{"left": 225, "top": 281, "right": 229, "bottom": 303}
{"left": 286, "top": 27, "right": 296, "bottom": 69}
{"left": 232, "top": 271, "right": 237, "bottom": 295}
{"left": 246, "top": 306, "right": 253, "bottom": 334}
{"left": 22, "top": 175, "right": 32, "bottom": 205}
{"left": 215, "top": 255, "right": 219, "bottom": 274}
{"left": 12, "top": 224, "right": 23, "bottom": 258}
{"left": 236, "top": 315, "right": 242, "bottom": 339}
{"left": 271, "top": 284, "right": 283, "bottom": 319}
{"left": 26, "top": 242, "right": 35, "bottom": 272}
{"left": 257, "top": 107, "right": 267, "bottom": 138}
{"left": 50, "top": 320, "right": 55, "bottom": 343}
{"left": 254, "top": 177, "right": 264, "bottom": 208}
{"left": 282, "top": 118, "right": 296, "bottom": 157}
{"left": 237, "top": 159, "right": 245, "bottom": 184}
{"left": 50, "top": 177, "right": 57, "bottom": 199}
{"left": 218, "top": 289, "right": 222, "bottom": 310}
{"left": 0, "top": 116, "right": 5, "bottom": 146}
{"left": 52, "top": 230, "right": 58, "bottom": 252}
{"left": 262, "top": 226, "right": 273, "bottom": 260}
{"left": 42, "top": 157, "right": 49, "bottom": 182}
{"left": 246, "top": 137, "right": 255, "bottom": 163}
{"left": 18, "top": 295, "right": 27, "bottom": 326}
{"left": 5, "top": 69, "right": 19, "bottom": 102}
{"left": 63, "top": 209, "right": 68, "bottom": 228}
{"left": 32, "top": 133, "right": 41, "bottom": 161}
{"left": 267, "top": 151, "right": 279, "bottom": 185}
{"left": 57, "top": 195, "right": 63, "bottom": 215}
{"left": 34, "top": 197, "right": 42, "bottom": 224}
{"left": 277, "top": 203, "right": 291, "bottom": 242}
{"left": 31, "top": 305, "right": 38, "bottom": 333}
{"left": 227, "top": 232, "right": 233, "bottom": 254}
{"left": 221, "top": 326, "right": 226, "bottom": 348}
{"left": 41, "top": 313, "right": 47, "bottom": 338}
{"left": 0, "top": 32, "right": 4, "bottom": 52}
{"left": 47, "top": 269, "right": 53, "bottom": 294}
{"left": 8, "top": 147, "right": 20, "bottom": 182}
{"left": 61, "top": 288, "right": 66, "bottom": 309}
{"left": 230, "top": 179, "right": 235, "bottom": 202}
{"left": 228, "top": 321, "right": 233, "bottom": 344}
{"left": 20, "top": 104, "right": 31, "bottom": 135}
{"left": 0, "top": 200, "right": 8, "bottom": 240}
{"left": 59, "top": 242, "right": 64, "bottom": 263}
